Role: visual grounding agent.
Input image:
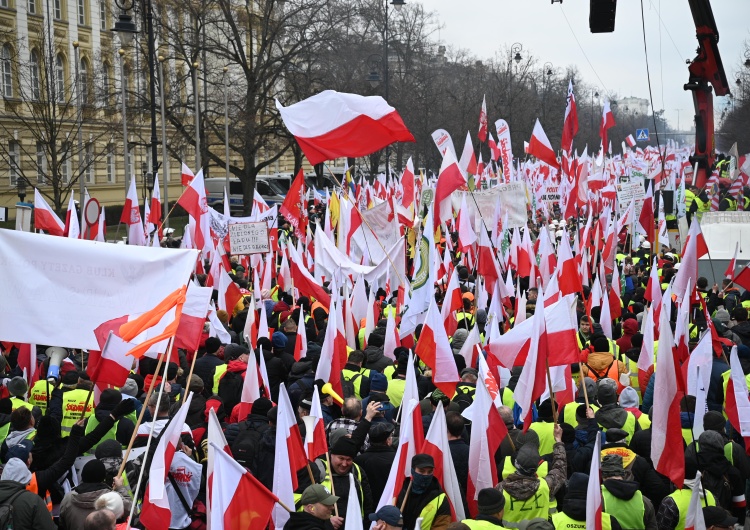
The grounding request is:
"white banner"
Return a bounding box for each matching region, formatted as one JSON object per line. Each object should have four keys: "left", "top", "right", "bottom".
{"left": 353, "top": 200, "right": 401, "bottom": 264}
{"left": 431, "top": 128, "right": 456, "bottom": 159}
{"left": 0, "top": 230, "right": 198, "bottom": 350}
{"left": 615, "top": 177, "right": 646, "bottom": 220}
{"left": 451, "top": 183, "right": 527, "bottom": 229}
{"left": 495, "top": 119, "right": 513, "bottom": 181}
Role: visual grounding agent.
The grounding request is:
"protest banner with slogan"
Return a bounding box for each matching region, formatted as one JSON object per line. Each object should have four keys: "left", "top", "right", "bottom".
{"left": 229, "top": 222, "right": 271, "bottom": 255}
{"left": 616, "top": 177, "right": 646, "bottom": 219}
{"left": 451, "top": 182, "right": 527, "bottom": 229}
{"left": 0, "top": 229, "right": 198, "bottom": 350}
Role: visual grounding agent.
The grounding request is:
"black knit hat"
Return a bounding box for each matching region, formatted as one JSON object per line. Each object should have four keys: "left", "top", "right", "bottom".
{"left": 329, "top": 438, "right": 358, "bottom": 458}
{"left": 477, "top": 488, "right": 505, "bottom": 515}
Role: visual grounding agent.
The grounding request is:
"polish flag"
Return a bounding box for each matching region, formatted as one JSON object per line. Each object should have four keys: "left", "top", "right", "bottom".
{"left": 294, "top": 305, "right": 308, "bottom": 361}
{"left": 441, "top": 268, "right": 463, "bottom": 337}
{"left": 561, "top": 80, "right": 579, "bottom": 153}
{"left": 210, "top": 442, "right": 279, "bottom": 530}
{"left": 733, "top": 262, "right": 750, "bottom": 293}
{"left": 461, "top": 375, "right": 506, "bottom": 516}
{"left": 476, "top": 224, "right": 499, "bottom": 285}
{"left": 415, "top": 299, "right": 460, "bottom": 397}
{"left": 488, "top": 132, "right": 500, "bottom": 161}
{"left": 275, "top": 90, "right": 414, "bottom": 165}
{"left": 477, "top": 94, "right": 488, "bottom": 143}
{"left": 726, "top": 242, "right": 739, "bottom": 280}
{"left": 557, "top": 230, "right": 582, "bottom": 296}
{"left": 217, "top": 266, "right": 242, "bottom": 313}
{"left": 64, "top": 192, "right": 80, "bottom": 239}
{"left": 637, "top": 184, "right": 654, "bottom": 236}
{"left": 599, "top": 99, "right": 616, "bottom": 150}
{"left": 527, "top": 119, "right": 559, "bottom": 168}
{"left": 234, "top": 352, "right": 262, "bottom": 422}
{"left": 459, "top": 132, "right": 478, "bottom": 176}
{"left": 625, "top": 134, "right": 636, "bottom": 148}
{"left": 271, "top": 384, "right": 308, "bottom": 529}
{"left": 302, "top": 384, "right": 328, "bottom": 461}
{"left": 651, "top": 299, "right": 685, "bottom": 488}
{"left": 34, "top": 189, "right": 64, "bottom": 236}
{"left": 616, "top": 197, "right": 635, "bottom": 235}
{"left": 87, "top": 331, "right": 132, "bottom": 387}
{"left": 684, "top": 471, "right": 707, "bottom": 530}
{"left": 177, "top": 169, "right": 211, "bottom": 257}
{"left": 288, "top": 243, "right": 331, "bottom": 308}
{"left": 174, "top": 283, "right": 212, "bottom": 353}
{"left": 139, "top": 392, "right": 194, "bottom": 530}
{"left": 121, "top": 178, "right": 146, "bottom": 246}
{"left": 314, "top": 293, "right": 347, "bottom": 397}
{"left": 181, "top": 163, "right": 195, "bottom": 186}
{"left": 205, "top": 407, "right": 231, "bottom": 528}
{"left": 724, "top": 346, "right": 750, "bottom": 442}
{"left": 434, "top": 149, "right": 467, "bottom": 231}
{"left": 149, "top": 173, "right": 162, "bottom": 226}
{"left": 672, "top": 217, "right": 708, "bottom": 299}
{"left": 586, "top": 434, "right": 603, "bottom": 530}
{"left": 421, "top": 403, "right": 466, "bottom": 520}
{"left": 15, "top": 343, "right": 38, "bottom": 388}
{"left": 456, "top": 194, "right": 477, "bottom": 252}
{"left": 256, "top": 303, "right": 270, "bottom": 344}
{"left": 397, "top": 157, "right": 416, "bottom": 225}
{"left": 513, "top": 286, "right": 548, "bottom": 430}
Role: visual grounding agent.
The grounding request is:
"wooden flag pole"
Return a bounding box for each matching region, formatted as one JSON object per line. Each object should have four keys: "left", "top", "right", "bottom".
{"left": 325, "top": 452, "right": 339, "bottom": 517}
{"left": 545, "top": 359, "right": 559, "bottom": 424}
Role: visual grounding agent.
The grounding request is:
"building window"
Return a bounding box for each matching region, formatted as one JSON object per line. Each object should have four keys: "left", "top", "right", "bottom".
{"left": 84, "top": 143, "right": 93, "bottom": 183}
{"left": 29, "top": 50, "right": 40, "bottom": 100}
{"left": 77, "top": 0, "right": 85, "bottom": 25}
{"left": 61, "top": 142, "right": 71, "bottom": 182}
{"left": 106, "top": 143, "right": 115, "bottom": 182}
{"left": 8, "top": 140, "right": 18, "bottom": 185}
{"left": 27, "top": 0, "right": 35, "bottom": 14}
{"left": 55, "top": 54, "right": 65, "bottom": 103}
{"left": 54, "top": 0, "right": 62, "bottom": 19}
{"left": 0, "top": 0, "right": 8, "bottom": 8}
{"left": 126, "top": 151, "right": 133, "bottom": 181}
{"left": 36, "top": 141, "right": 45, "bottom": 184}
{"left": 79, "top": 58, "right": 88, "bottom": 104}
{"left": 99, "top": 63, "right": 109, "bottom": 105}
{"left": 99, "top": 0, "right": 106, "bottom": 30}
{"left": 1, "top": 45, "right": 12, "bottom": 98}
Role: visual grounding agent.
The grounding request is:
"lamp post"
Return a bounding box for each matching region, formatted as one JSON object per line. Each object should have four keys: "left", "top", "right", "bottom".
{"left": 542, "top": 62, "right": 552, "bottom": 121}
{"left": 113, "top": 0, "right": 159, "bottom": 198}
{"left": 591, "top": 87, "right": 599, "bottom": 143}
{"left": 223, "top": 65, "right": 230, "bottom": 194}
{"left": 73, "top": 41, "right": 84, "bottom": 231}
{"left": 157, "top": 55, "right": 169, "bottom": 228}
{"left": 118, "top": 49, "right": 130, "bottom": 191}
{"left": 381, "top": 0, "right": 404, "bottom": 179}
{"left": 193, "top": 61, "right": 201, "bottom": 170}
{"left": 16, "top": 178, "right": 26, "bottom": 203}
{"left": 509, "top": 43, "right": 522, "bottom": 135}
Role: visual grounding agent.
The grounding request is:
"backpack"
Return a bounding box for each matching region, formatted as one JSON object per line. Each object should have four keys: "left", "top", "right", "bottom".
{"left": 701, "top": 470, "right": 732, "bottom": 509}
{"left": 341, "top": 373, "right": 361, "bottom": 399}
{"left": 230, "top": 421, "right": 270, "bottom": 471}
{"left": 217, "top": 370, "right": 245, "bottom": 416}
{"left": 0, "top": 488, "right": 31, "bottom": 529}
{"left": 724, "top": 291, "right": 741, "bottom": 313}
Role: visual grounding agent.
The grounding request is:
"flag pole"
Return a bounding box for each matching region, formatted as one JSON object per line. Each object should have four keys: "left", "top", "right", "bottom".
{"left": 79, "top": 388, "right": 93, "bottom": 421}
{"left": 185, "top": 347, "right": 200, "bottom": 392}
{"left": 275, "top": 498, "right": 293, "bottom": 513}
{"left": 116, "top": 339, "right": 171, "bottom": 479}
{"left": 325, "top": 452, "right": 340, "bottom": 517}
{"left": 544, "top": 359, "right": 559, "bottom": 423}
{"left": 398, "top": 480, "right": 413, "bottom": 512}
{"left": 578, "top": 367, "right": 590, "bottom": 410}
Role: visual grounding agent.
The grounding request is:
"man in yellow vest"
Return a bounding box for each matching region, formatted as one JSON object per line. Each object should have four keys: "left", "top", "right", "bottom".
{"left": 27, "top": 378, "right": 54, "bottom": 415}
{"left": 461, "top": 488, "right": 507, "bottom": 530}
{"left": 314, "top": 437, "right": 372, "bottom": 525}
{"left": 82, "top": 389, "right": 136, "bottom": 455}
{"left": 497, "top": 427, "right": 567, "bottom": 528}
{"left": 656, "top": 457, "right": 717, "bottom": 530}
{"left": 552, "top": 472, "right": 620, "bottom": 530}
{"left": 594, "top": 379, "right": 640, "bottom": 444}
{"left": 6, "top": 378, "right": 34, "bottom": 414}
{"left": 59, "top": 371, "right": 94, "bottom": 437}
{"left": 396, "top": 454, "right": 452, "bottom": 530}
{"left": 600, "top": 454, "right": 657, "bottom": 529}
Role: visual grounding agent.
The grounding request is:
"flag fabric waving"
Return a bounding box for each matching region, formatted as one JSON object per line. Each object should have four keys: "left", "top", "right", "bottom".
{"left": 34, "top": 189, "right": 65, "bottom": 236}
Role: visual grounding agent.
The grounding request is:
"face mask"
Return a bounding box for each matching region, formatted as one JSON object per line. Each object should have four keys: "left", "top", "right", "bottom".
{"left": 410, "top": 470, "right": 432, "bottom": 495}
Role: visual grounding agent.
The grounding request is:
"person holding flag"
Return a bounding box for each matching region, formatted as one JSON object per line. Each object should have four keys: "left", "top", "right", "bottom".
{"left": 395, "top": 454, "right": 452, "bottom": 530}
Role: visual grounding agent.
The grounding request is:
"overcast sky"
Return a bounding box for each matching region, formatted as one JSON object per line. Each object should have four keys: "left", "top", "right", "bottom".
{"left": 429, "top": 0, "right": 748, "bottom": 130}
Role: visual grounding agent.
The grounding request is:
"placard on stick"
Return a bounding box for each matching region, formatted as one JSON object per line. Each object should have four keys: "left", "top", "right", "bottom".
{"left": 228, "top": 222, "right": 270, "bottom": 254}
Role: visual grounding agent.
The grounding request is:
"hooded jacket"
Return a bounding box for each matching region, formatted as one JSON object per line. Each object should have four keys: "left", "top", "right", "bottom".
{"left": 282, "top": 510, "right": 333, "bottom": 530}
{"left": 616, "top": 319, "right": 639, "bottom": 352}
{"left": 602, "top": 478, "right": 658, "bottom": 530}
{"left": 0, "top": 479, "right": 56, "bottom": 530}
{"left": 496, "top": 441, "right": 568, "bottom": 502}
{"left": 59, "top": 482, "right": 133, "bottom": 530}
{"left": 363, "top": 344, "right": 393, "bottom": 373}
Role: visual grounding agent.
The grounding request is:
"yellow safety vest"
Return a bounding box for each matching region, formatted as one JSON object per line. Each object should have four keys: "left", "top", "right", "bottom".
{"left": 9, "top": 397, "right": 33, "bottom": 412}
{"left": 561, "top": 402, "right": 600, "bottom": 428}
{"left": 528, "top": 422, "right": 556, "bottom": 456}
{"left": 602, "top": 484, "right": 645, "bottom": 530}
{"left": 213, "top": 364, "right": 228, "bottom": 394}
{"left": 84, "top": 416, "right": 119, "bottom": 455}
{"left": 461, "top": 519, "right": 510, "bottom": 530}
{"left": 61, "top": 388, "right": 94, "bottom": 437}
{"left": 501, "top": 388, "right": 515, "bottom": 410}
{"left": 28, "top": 380, "right": 53, "bottom": 414}
{"left": 318, "top": 460, "right": 364, "bottom": 517}
{"left": 598, "top": 411, "right": 637, "bottom": 444}
{"left": 416, "top": 493, "right": 448, "bottom": 530}
{"left": 341, "top": 369, "right": 366, "bottom": 400}
{"left": 386, "top": 378, "right": 406, "bottom": 408}
{"left": 501, "top": 457, "right": 556, "bottom": 513}
{"left": 667, "top": 487, "right": 715, "bottom": 530}
{"left": 551, "top": 511, "right": 614, "bottom": 530}
{"left": 502, "top": 478, "right": 550, "bottom": 527}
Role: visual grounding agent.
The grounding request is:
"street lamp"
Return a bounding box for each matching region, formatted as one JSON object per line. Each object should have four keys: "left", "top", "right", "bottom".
{"left": 366, "top": 54, "right": 381, "bottom": 88}
{"left": 157, "top": 54, "right": 168, "bottom": 228}
{"left": 16, "top": 178, "right": 26, "bottom": 203}
{"left": 380, "top": 0, "right": 405, "bottom": 179}
{"left": 113, "top": 0, "right": 159, "bottom": 202}
{"left": 193, "top": 61, "right": 201, "bottom": 170}
{"left": 511, "top": 43, "right": 522, "bottom": 65}
{"left": 542, "top": 62, "right": 553, "bottom": 120}
{"left": 223, "top": 65, "right": 230, "bottom": 195}
{"left": 118, "top": 49, "right": 130, "bottom": 192}
{"left": 73, "top": 40, "right": 85, "bottom": 232}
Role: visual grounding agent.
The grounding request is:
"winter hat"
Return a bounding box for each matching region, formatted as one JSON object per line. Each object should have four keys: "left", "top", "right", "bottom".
{"left": 224, "top": 344, "right": 249, "bottom": 361}
{"left": 120, "top": 378, "right": 139, "bottom": 397}
{"left": 1, "top": 458, "right": 31, "bottom": 485}
{"left": 95, "top": 439, "right": 123, "bottom": 460}
{"left": 370, "top": 372, "right": 388, "bottom": 392}
{"left": 514, "top": 444, "right": 541, "bottom": 476}
{"left": 597, "top": 379, "right": 618, "bottom": 405}
{"left": 7, "top": 377, "right": 27, "bottom": 397}
{"left": 99, "top": 389, "right": 122, "bottom": 408}
{"left": 579, "top": 377, "right": 598, "bottom": 402}
{"left": 369, "top": 422, "right": 395, "bottom": 444}
{"left": 329, "top": 437, "right": 358, "bottom": 458}
{"left": 95, "top": 491, "right": 125, "bottom": 519}
{"left": 216, "top": 310, "right": 230, "bottom": 324}
{"left": 618, "top": 386, "right": 640, "bottom": 409}
{"left": 251, "top": 397, "right": 273, "bottom": 417}
{"left": 5, "top": 440, "right": 32, "bottom": 463}
{"left": 703, "top": 411, "right": 727, "bottom": 433}
{"left": 565, "top": 472, "right": 589, "bottom": 500}
{"left": 81, "top": 459, "right": 107, "bottom": 484}
{"left": 271, "top": 332, "right": 288, "bottom": 349}
{"left": 188, "top": 375, "right": 204, "bottom": 394}
{"left": 604, "top": 428, "right": 628, "bottom": 443}
{"left": 477, "top": 488, "right": 505, "bottom": 515}
{"left": 601, "top": 454, "right": 624, "bottom": 478}
{"left": 738, "top": 345, "right": 750, "bottom": 360}
{"left": 205, "top": 337, "right": 222, "bottom": 354}
{"left": 715, "top": 308, "right": 731, "bottom": 323}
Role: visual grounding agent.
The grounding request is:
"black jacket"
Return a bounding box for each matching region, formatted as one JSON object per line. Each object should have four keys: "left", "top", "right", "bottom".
{"left": 0, "top": 481, "right": 56, "bottom": 530}
{"left": 396, "top": 476, "right": 450, "bottom": 530}
{"left": 282, "top": 510, "right": 333, "bottom": 530}
{"left": 193, "top": 354, "right": 225, "bottom": 394}
{"left": 354, "top": 444, "right": 396, "bottom": 503}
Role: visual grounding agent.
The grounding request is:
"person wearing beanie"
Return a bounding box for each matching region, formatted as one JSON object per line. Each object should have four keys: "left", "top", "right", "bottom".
{"left": 193, "top": 336, "right": 226, "bottom": 396}
{"left": 342, "top": 350, "right": 372, "bottom": 400}
{"left": 94, "top": 491, "right": 125, "bottom": 525}
{"left": 6, "top": 377, "right": 33, "bottom": 414}
{"left": 496, "top": 426, "right": 567, "bottom": 528}
{"left": 657, "top": 456, "right": 718, "bottom": 530}
{"left": 82, "top": 388, "right": 135, "bottom": 455}
{"left": 580, "top": 338, "right": 629, "bottom": 394}
{"left": 564, "top": 405, "right": 601, "bottom": 476}
{"left": 386, "top": 353, "right": 409, "bottom": 407}
{"left": 529, "top": 399, "right": 558, "bottom": 456}
{"left": 552, "top": 472, "right": 621, "bottom": 530}
{"left": 355, "top": 422, "right": 396, "bottom": 503}
{"left": 396, "top": 454, "right": 452, "bottom": 530}
{"left": 0, "top": 457, "right": 56, "bottom": 530}
{"left": 619, "top": 386, "right": 650, "bottom": 429}
{"left": 212, "top": 344, "right": 251, "bottom": 415}
{"left": 461, "top": 488, "right": 506, "bottom": 529}
{"left": 362, "top": 328, "right": 394, "bottom": 374}
{"left": 314, "top": 437, "right": 373, "bottom": 526}
{"left": 60, "top": 458, "right": 132, "bottom": 530}
{"left": 224, "top": 397, "right": 273, "bottom": 476}
{"left": 559, "top": 377, "right": 599, "bottom": 428}
{"left": 600, "top": 454, "right": 658, "bottom": 530}
{"left": 119, "top": 377, "right": 143, "bottom": 419}
{"left": 593, "top": 378, "right": 641, "bottom": 444}
{"left": 690, "top": 411, "right": 750, "bottom": 480}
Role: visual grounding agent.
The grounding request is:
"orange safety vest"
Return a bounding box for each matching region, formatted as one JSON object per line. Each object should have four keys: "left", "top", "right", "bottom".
{"left": 310, "top": 301, "right": 329, "bottom": 332}
{"left": 27, "top": 472, "right": 53, "bottom": 513}
{"left": 585, "top": 357, "right": 625, "bottom": 393}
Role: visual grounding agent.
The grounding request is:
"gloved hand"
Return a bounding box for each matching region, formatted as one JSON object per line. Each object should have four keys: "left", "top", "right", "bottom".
{"left": 111, "top": 398, "right": 136, "bottom": 419}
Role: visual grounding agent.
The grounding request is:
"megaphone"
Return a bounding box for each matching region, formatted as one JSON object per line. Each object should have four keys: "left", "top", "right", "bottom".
{"left": 45, "top": 347, "right": 68, "bottom": 381}
{"left": 321, "top": 382, "right": 344, "bottom": 405}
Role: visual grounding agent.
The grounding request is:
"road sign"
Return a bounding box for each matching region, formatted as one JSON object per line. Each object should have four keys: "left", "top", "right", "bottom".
{"left": 636, "top": 128, "right": 649, "bottom": 141}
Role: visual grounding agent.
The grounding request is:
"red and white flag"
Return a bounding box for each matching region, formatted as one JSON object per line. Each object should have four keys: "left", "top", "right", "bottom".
{"left": 527, "top": 119, "right": 559, "bottom": 168}
{"left": 235, "top": 353, "right": 262, "bottom": 423}
{"left": 586, "top": 434, "right": 603, "bottom": 530}
{"left": 87, "top": 331, "right": 132, "bottom": 388}
{"left": 684, "top": 471, "right": 707, "bottom": 530}
{"left": 302, "top": 384, "right": 328, "bottom": 461}
{"left": 15, "top": 343, "right": 38, "bottom": 388}
{"left": 557, "top": 231, "right": 582, "bottom": 296}
{"left": 725, "top": 346, "right": 750, "bottom": 440}
{"left": 174, "top": 283, "right": 212, "bottom": 353}
{"left": 271, "top": 384, "right": 309, "bottom": 529}
{"left": 397, "top": 157, "right": 416, "bottom": 224}
{"left": 217, "top": 266, "right": 242, "bottom": 313}
{"left": 139, "top": 392, "right": 194, "bottom": 530}
{"left": 33, "top": 188, "right": 64, "bottom": 236}
{"left": 177, "top": 169, "right": 211, "bottom": 257}
{"left": 561, "top": 80, "right": 579, "bottom": 153}
{"left": 477, "top": 95, "right": 488, "bottom": 143}
{"left": 651, "top": 299, "right": 685, "bottom": 488}
{"left": 672, "top": 216, "right": 708, "bottom": 299}
{"left": 637, "top": 184, "right": 654, "bottom": 236}
{"left": 209, "top": 442, "right": 279, "bottom": 530}
{"left": 458, "top": 132, "right": 478, "bottom": 176}
{"left": 625, "top": 134, "right": 636, "bottom": 148}
{"left": 275, "top": 90, "right": 414, "bottom": 165}
{"left": 421, "top": 403, "right": 466, "bottom": 520}
{"left": 294, "top": 306, "right": 308, "bottom": 361}
{"left": 314, "top": 291, "right": 347, "bottom": 397}
{"left": 64, "top": 192, "right": 80, "bottom": 240}
{"left": 149, "top": 173, "right": 162, "bottom": 226}
{"left": 415, "top": 299, "right": 460, "bottom": 397}
{"left": 434, "top": 149, "right": 467, "bottom": 231}
{"left": 181, "top": 162, "right": 195, "bottom": 186}
{"left": 600, "top": 99, "right": 616, "bottom": 150}
{"left": 726, "top": 242, "right": 740, "bottom": 280}
{"left": 121, "top": 178, "right": 145, "bottom": 246}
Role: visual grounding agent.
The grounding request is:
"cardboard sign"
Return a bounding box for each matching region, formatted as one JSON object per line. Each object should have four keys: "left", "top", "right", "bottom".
{"left": 229, "top": 222, "right": 270, "bottom": 255}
